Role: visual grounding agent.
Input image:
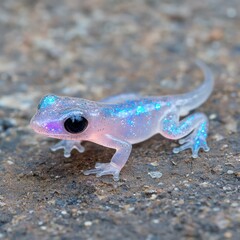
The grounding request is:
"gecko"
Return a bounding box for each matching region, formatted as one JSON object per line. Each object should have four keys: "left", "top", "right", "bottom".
{"left": 30, "top": 60, "right": 214, "bottom": 181}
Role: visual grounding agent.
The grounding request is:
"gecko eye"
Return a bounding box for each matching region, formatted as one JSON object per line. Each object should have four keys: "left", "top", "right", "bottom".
{"left": 64, "top": 115, "right": 88, "bottom": 134}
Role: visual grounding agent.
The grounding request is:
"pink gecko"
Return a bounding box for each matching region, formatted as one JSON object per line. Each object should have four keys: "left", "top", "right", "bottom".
{"left": 30, "top": 61, "right": 214, "bottom": 181}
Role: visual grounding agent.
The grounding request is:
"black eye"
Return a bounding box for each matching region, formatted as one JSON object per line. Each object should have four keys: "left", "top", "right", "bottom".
{"left": 64, "top": 115, "right": 88, "bottom": 134}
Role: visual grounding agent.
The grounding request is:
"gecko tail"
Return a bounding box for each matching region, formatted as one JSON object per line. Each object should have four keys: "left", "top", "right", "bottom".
{"left": 175, "top": 60, "right": 214, "bottom": 116}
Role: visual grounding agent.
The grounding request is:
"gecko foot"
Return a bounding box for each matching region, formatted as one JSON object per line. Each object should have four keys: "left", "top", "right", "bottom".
{"left": 173, "top": 134, "right": 210, "bottom": 158}
{"left": 50, "top": 140, "right": 85, "bottom": 158}
{"left": 84, "top": 163, "right": 120, "bottom": 181}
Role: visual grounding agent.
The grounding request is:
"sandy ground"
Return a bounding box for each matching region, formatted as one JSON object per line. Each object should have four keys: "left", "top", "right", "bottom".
{"left": 0, "top": 0, "right": 239, "bottom": 239}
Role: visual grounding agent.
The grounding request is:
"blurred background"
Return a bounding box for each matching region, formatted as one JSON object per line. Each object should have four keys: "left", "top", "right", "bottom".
{"left": 0, "top": 0, "right": 239, "bottom": 109}
{"left": 0, "top": 0, "right": 239, "bottom": 239}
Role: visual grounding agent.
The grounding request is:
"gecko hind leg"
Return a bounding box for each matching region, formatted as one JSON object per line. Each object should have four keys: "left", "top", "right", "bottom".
{"left": 159, "top": 112, "right": 210, "bottom": 158}
{"left": 173, "top": 123, "right": 210, "bottom": 158}
{"left": 50, "top": 140, "right": 85, "bottom": 158}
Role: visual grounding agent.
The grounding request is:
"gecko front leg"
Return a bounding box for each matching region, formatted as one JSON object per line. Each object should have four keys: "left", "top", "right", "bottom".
{"left": 84, "top": 135, "right": 132, "bottom": 181}
{"left": 51, "top": 140, "right": 85, "bottom": 158}
{"left": 159, "top": 110, "right": 210, "bottom": 158}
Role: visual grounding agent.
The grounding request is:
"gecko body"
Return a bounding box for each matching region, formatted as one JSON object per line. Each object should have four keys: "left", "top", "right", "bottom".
{"left": 30, "top": 61, "right": 214, "bottom": 181}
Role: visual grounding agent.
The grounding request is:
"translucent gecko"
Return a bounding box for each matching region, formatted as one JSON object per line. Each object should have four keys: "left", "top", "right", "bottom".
{"left": 30, "top": 60, "right": 214, "bottom": 181}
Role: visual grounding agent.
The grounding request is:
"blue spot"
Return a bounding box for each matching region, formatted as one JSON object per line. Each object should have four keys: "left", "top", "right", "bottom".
{"left": 155, "top": 103, "right": 161, "bottom": 110}
{"left": 136, "top": 106, "right": 145, "bottom": 114}
{"left": 38, "top": 95, "right": 57, "bottom": 109}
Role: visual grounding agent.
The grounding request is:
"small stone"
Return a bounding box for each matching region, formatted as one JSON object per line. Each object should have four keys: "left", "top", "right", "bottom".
{"left": 178, "top": 199, "right": 184, "bottom": 205}
{"left": 7, "top": 160, "right": 14, "bottom": 165}
{"left": 171, "top": 160, "right": 177, "bottom": 165}
{"left": 212, "top": 133, "right": 224, "bottom": 141}
{"left": 223, "top": 186, "right": 231, "bottom": 191}
{"left": 225, "top": 118, "right": 238, "bottom": 133}
{"left": 226, "top": 8, "right": 237, "bottom": 18}
{"left": 224, "top": 231, "right": 232, "bottom": 238}
{"left": 200, "top": 182, "right": 210, "bottom": 187}
{"left": 207, "top": 28, "right": 224, "bottom": 42}
{"left": 216, "top": 219, "right": 230, "bottom": 229}
{"left": 209, "top": 113, "right": 217, "bottom": 120}
{"left": 84, "top": 221, "right": 92, "bottom": 227}
{"left": 220, "top": 144, "right": 228, "bottom": 150}
{"left": 148, "top": 171, "right": 162, "bottom": 179}
{"left": 227, "top": 170, "right": 234, "bottom": 175}
{"left": 150, "top": 194, "right": 157, "bottom": 200}
{"left": 212, "top": 165, "right": 223, "bottom": 174}
{"left": 231, "top": 202, "right": 238, "bottom": 207}
{"left": 61, "top": 210, "right": 67, "bottom": 215}
{"left": 150, "top": 161, "right": 159, "bottom": 166}
{"left": 152, "top": 219, "right": 159, "bottom": 224}
{"left": 128, "top": 207, "right": 135, "bottom": 212}
{"left": 144, "top": 189, "right": 157, "bottom": 194}
{"left": 0, "top": 201, "right": 6, "bottom": 207}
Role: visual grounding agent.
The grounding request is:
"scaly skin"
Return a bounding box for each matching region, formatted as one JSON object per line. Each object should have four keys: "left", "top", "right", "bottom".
{"left": 30, "top": 60, "right": 214, "bottom": 181}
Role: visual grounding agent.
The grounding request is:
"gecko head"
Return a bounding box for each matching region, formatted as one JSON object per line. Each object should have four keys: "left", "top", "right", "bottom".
{"left": 30, "top": 94, "right": 93, "bottom": 140}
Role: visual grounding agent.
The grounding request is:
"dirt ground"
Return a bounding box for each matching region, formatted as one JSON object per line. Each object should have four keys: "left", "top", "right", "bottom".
{"left": 0, "top": 0, "right": 239, "bottom": 239}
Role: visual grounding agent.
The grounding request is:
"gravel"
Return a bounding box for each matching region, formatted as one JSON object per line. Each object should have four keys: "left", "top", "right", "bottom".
{"left": 0, "top": 0, "right": 240, "bottom": 239}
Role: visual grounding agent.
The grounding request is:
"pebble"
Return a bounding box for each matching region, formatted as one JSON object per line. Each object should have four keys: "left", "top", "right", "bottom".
{"left": 207, "top": 28, "right": 224, "bottom": 42}
{"left": 220, "top": 144, "right": 228, "bottom": 150}
{"left": 212, "top": 165, "right": 223, "bottom": 174}
{"left": 84, "top": 221, "right": 92, "bottom": 227}
{"left": 224, "top": 231, "right": 232, "bottom": 238}
{"left": 0, "top": 201, "right": 6, "bottom": 207}
{"left": 212, "top": 133, "right": 224, "bottom": 141}
{"left": 150, "top": 161, "right": 159, "bottom": 166}
{"left": 150, "top": 194, "right": 157, "bottom": 200}
{"left": 227, "top": 170, "right": 234, "bottom": 175}
{"left": 40, "top": 226, "right": 47, "bottom": 231}
{"left": 209, "top": 113, "right": 217, "bottom": 120}
{"left": 61, "top": 210, "right": 67, "bottom": 215}
{"left": 231, "top": 202, "right": 238, "bottom": 207}
{"left": 223, "top": 186, "right": 232, "bottom": 191}
{"left": 216, "top": 219, "right": 230, "bottom": 229}
{"left": 148, "top": 171, "right": 162, "bottom": 179}
{"left": 226, "top": 8, "right": 237, "bottom": 18}
{"left": 152, "top": 219, "right": 160, "bottom": 224}
{"left": 225, "top": 118, "right": 238, "bottom": 133}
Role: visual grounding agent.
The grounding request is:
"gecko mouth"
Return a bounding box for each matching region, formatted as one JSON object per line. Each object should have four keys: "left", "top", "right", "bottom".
{"left": 30, "top": 118, "right": 46, "bottom": 135}
{"left": 30, "top": 118, "right": 79, "bottom": 140}
{"left": 30, "top": 121, "right": 63, "bottom": 138}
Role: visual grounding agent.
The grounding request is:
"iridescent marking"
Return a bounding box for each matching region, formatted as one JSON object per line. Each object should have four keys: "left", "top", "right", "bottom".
{"left": 38, "top": 95, "right": 57, "bottom": 109}
{"left": 155, "top": 103, "right": 161, "bottom": 110}
{"left": 45, "top": 122, "right": 63, "bottom": 133}
{"left": 136, "top": 106, "right": 145, "bottom": 114}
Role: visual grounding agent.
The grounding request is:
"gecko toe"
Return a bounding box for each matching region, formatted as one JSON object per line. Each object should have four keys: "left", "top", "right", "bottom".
{"left": 63, "top": 151, "right": 71, "bottom": 158}
{"left": 203, "top": 144, "right": 210, "bottom": 152}
{"left": 84, "top": 163, "right": 120, "bottom": 180}
{"left": 173, "top": 142, "right": 192, "bottom": 154}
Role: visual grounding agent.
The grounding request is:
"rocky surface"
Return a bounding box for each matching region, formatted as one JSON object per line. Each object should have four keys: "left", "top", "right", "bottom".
{"left": 0, "top": 0, "right": 239, "bottom": 239}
